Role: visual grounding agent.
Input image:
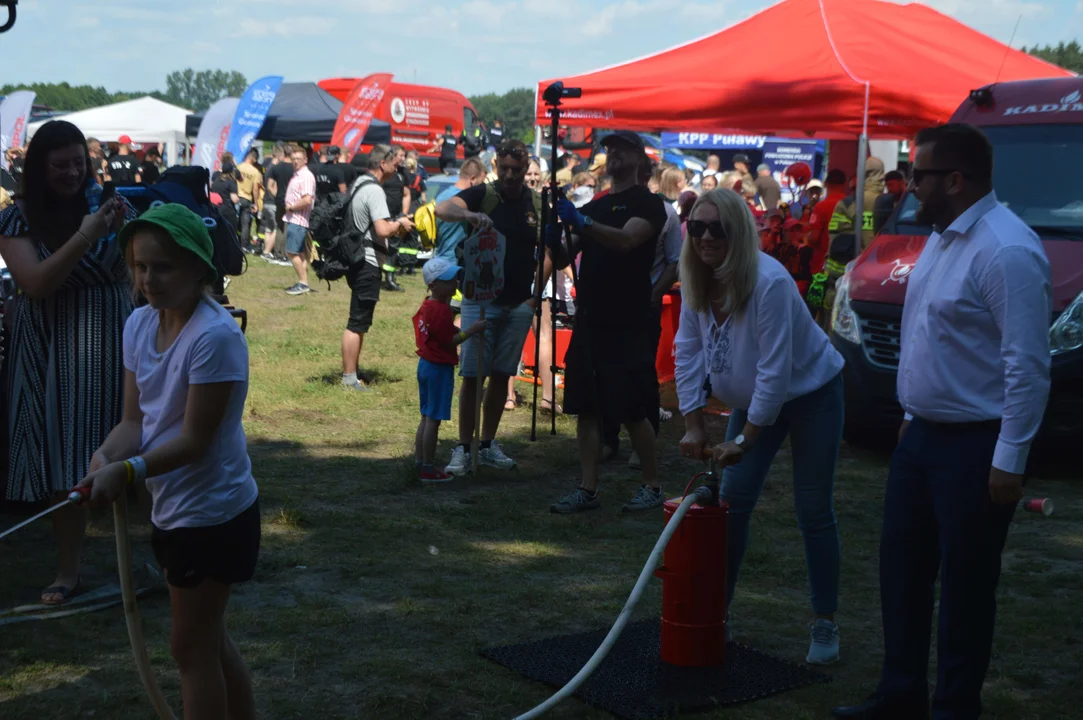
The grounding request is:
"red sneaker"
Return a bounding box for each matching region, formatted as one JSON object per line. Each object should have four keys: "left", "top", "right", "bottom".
{"left": 420, "top": 467, "right": 454, "bottom": 484}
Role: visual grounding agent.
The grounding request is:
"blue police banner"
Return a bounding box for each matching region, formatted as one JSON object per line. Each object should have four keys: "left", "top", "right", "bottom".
{"left": 660, "top": 132, "right": 768, "bottom": 150}
{"left": 761, "top": 138, "right": 825, "bottom": 175}
{"left": 225, "top": 75, "right": 282, "bottom": 158}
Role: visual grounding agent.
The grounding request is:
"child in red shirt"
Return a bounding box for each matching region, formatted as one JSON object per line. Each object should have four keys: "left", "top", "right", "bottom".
{"left": 413, "top": 258, "right": 486, "bottom": 482}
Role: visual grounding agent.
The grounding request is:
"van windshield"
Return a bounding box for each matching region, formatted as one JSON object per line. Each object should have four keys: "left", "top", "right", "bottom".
{"left": 891, "top": 124, "right": 1083, "bottom": 238}
{"left": 985, "top": 123, "right": 1083, "bottom": 233}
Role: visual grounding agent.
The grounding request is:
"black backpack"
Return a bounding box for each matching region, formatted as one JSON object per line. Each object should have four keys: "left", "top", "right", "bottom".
{"left": 138, "top": 166, "right": 247, "bottom": 280}
{"left": 309, "top": 175, "right": 377, "bottom": 287}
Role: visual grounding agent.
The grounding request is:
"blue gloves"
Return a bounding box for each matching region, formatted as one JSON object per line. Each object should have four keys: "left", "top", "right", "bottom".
{"left": 545, "top": 222, "right": 564, "bottom": 251}
{"left": 555, "top": 198, "right": 587, "bottom": 230}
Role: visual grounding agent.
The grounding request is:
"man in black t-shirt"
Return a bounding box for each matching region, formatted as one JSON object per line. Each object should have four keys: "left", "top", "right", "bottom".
{"left": 105, "top": 135, "right": 141, "bottom": 185}
{"left": 546, "top": 130, "right": 668, "bottom": 514}
{"left": 315, "top": 145, "right": 347, "bottom": 204}
{"left": 378, "top": 145, "right": 411, "bottom": 290}
{"left": 140, "top": 147, "right": 162, "bottom": 184}
{"left": 433, "top": 124, "right": 459, "bottom": 172}
{"left": 434, "top": 138, "right": 541, "bottom": 476}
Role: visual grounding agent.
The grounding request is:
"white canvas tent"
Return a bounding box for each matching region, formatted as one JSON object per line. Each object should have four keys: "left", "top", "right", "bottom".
{"left": 27, "top": 97, "right": 192, "bottom": 166}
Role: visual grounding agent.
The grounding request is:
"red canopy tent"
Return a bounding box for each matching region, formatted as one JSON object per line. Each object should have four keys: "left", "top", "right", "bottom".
{"left": 534, "top": 0, "right": 1073, "bottom": 140}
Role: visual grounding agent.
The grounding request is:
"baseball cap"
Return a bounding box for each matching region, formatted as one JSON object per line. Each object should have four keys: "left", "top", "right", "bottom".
{"left": 118, "top": 135, "right": 132, "bottom": 145}
{"left": 599, "top": 130, "right": 645, "bottom": 152}
{"left": 422, "top": 257, "right": 461, "bottom": 285}
{"left": 756, "top": 163, "right": 771, "bottom": 174}
{"left": 733, "top": 153, "right": 750, "bottom": 164}
{"left": 589, "top": 153, "right": 607, "bottom": 172}
{"left": 807, "top": 179, "right": 825, "bottom": 190}
{"left": 118, "top": 203, "right": 217, "bottom": 282}
{"left": 783, "top": 218, "right": 804, "bottom": 230}
{"left": 325, "top": 145, "right": 341, "bottom": 158}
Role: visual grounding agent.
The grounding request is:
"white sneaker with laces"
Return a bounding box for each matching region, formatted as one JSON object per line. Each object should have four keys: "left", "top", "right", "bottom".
{"left": 445, "top": 446, "right": 471, "bottom": 476}
{"left": 806, "top": 618, "right": 840, "bottom": 665}
{"left": 478, "top": 441, "right": 516, "bottom": 470}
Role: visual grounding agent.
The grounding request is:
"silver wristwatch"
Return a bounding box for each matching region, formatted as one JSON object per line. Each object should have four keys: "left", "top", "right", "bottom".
{"left": 733, "top": 433, "right": 748, "bottom": 449}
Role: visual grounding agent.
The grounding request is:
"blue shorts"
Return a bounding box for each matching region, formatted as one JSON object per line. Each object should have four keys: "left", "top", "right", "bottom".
{"left": 418, "top": 358, "right": 455, "bottom": 421}
{"left": 458, "top": 300, "right": 535, "bottom": 378}
{"left": 285, "top": 222, "right": 308, "bottom": 255}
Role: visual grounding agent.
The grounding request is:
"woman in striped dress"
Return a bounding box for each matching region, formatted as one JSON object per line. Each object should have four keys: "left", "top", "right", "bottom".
{"left": 0, "top": 120, "right": 135, "bottom": 604}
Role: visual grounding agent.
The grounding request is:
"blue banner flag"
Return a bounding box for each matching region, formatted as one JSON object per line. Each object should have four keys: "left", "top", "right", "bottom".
{"left": 226, "top": 76, "right": 283, "bottom": 158}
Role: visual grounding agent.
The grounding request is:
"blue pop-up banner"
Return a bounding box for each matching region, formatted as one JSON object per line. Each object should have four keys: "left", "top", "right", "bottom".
{"left": 226, "top": 75, "right": 283, "bottom": 158}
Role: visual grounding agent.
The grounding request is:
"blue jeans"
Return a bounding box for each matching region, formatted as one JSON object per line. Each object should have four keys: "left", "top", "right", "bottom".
{"left": 721, "top": 371, "right": 843, "bottom": 616}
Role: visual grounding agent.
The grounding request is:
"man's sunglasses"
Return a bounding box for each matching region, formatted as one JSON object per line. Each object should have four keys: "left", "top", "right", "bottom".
{"left": 687, "top": 220, "right": 727, "bottom": 240}
{"left": 909, "top": 168, "right": 961, "bottom": 185}
{"left": 497, "top": 142, "right": 529, "bottom": 160}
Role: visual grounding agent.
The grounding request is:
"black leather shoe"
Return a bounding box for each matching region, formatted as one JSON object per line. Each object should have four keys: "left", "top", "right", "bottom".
{"left": 831, "top": 694, "right": 929, "bottom": 719}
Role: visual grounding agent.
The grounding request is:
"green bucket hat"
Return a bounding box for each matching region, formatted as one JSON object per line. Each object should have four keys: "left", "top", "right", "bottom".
{"left": 118, "top": 203, "right": 218, "bottom": 282}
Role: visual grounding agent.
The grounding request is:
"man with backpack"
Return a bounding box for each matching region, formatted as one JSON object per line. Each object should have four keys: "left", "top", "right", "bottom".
{"left": 434, "top": 139, "right": 542, "bottom": 475}
{"left": 341, "top": 144, "right": 415, "bottom": 392}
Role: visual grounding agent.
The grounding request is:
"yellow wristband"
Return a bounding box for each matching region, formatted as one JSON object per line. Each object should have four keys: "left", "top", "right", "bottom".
{"left": 123, "top": 460, "right": 134, "bottom": 485}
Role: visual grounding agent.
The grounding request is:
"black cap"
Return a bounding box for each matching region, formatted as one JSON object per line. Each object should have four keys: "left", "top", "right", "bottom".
{"left": 600, "top": 130, "right": 645, "bottom": 152}
{"left": 733, "top": 153, "right": 750, "bottom": 164}
{"left": 325, "top": 145, "right": 341, "bottom": 158}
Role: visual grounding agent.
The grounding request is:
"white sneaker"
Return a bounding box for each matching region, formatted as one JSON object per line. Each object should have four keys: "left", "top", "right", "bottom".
{"left": 478, "top": 441, "right": 516, "bottom": 470}
{"left": 445, "top": 446, "right": 471, "bottom": 476}
{"left": 806, "top": 618, "right": 840, "bottom": 665}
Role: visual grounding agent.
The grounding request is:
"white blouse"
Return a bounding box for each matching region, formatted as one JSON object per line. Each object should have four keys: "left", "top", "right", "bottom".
{"left": 674, "top": 252, "right": 844, "bottom": 426}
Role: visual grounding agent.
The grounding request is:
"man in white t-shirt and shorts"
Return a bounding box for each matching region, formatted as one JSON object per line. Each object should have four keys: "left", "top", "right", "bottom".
{"left": 341, "top": 144, "right": 415, "bottom": 392}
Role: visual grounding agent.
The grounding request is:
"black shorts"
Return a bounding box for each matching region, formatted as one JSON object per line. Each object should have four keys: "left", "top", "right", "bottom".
{"left": 564, "top": 322, "right": 658, "bottom": 427}
{"left": 347, "top": 262, "right": 380, "bottom": 333}
{"left": 259, "top": 204, "right": 277, "bottom": 233}
{"left": 275, "top": 202, "right": 286, "bottom": 232}
{"left": 151, "top": 498, "right": 261, "bottom": 589}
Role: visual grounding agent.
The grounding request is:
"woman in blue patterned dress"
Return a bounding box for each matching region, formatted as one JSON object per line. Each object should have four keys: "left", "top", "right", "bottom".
{"left": 0, "top": 120, "right": 135, "bottom": 604}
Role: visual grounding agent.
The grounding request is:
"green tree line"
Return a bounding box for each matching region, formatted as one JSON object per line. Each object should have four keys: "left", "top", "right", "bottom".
{"left": 1025, "top": 41, "right": 1083, "bottom": 74}
{"left": 1, "top": 69, "right": 248, "bottom": 113}
{"left": 468, "top": 87, "right": 536, "bottom": 142}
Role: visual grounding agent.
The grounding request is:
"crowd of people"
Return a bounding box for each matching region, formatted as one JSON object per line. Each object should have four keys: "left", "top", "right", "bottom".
{"left": 0, "top": 111, "right": 1054, "bottom": 719}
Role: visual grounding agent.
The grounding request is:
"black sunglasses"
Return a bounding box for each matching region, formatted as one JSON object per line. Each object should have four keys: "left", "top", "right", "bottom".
{"left": 687, "top": 220, "right": 727, "bottom": 240}
{"left": 910, "top": 168, "right": 960, "bottom": 185}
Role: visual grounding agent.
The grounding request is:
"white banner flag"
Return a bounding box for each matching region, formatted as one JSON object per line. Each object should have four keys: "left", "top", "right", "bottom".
{"left": 192, "top": 97, "right": 240, "bottom": 172}
{"left": 0, "top": 90, "right": 35, "bottom": 171}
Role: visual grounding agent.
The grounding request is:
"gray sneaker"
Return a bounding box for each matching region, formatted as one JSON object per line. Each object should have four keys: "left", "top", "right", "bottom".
{"left": 478, "top": 441, "right": 516, "bottom": 470}
{"left": 342, "top": 380, "right": 369, "bottom": 392}
{"left": 285, "top": 282, "right": 311, "bottom": 295}
{"left": 806, "top": 618, "right": 840, "bottom": 665}
{"left": 445, "top": 446, "right": 471, "bottom": 476}
{"left": 622, "top": 484, "right": 665, "bottom": 512}
{"left": 550, "top": 487, "right": 601, "bottom": 514}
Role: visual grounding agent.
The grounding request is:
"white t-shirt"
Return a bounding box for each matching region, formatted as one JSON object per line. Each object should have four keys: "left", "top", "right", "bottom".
{"left": 123, "top": 298, "right": 257, "bottom": 531}
{"left": 674, "top": 252, "right": 844, "bottom": 426}
{"left": 349, "top": 173, "right": 390, "bottom": 268}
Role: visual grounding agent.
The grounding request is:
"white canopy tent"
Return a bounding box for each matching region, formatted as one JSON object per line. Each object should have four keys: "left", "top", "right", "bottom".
{"left": 27, "top": 96, "right": 193, "bottom": 166}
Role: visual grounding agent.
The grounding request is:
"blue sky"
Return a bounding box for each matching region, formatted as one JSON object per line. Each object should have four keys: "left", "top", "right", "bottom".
{"left": 3, "top": 0, "right": 1082, "bottom": 100}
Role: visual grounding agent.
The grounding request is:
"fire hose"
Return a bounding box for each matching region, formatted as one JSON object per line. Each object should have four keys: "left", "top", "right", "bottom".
{"left": 0, "top": 490, "right": 176, "bottom": 719}
{"left": 513, "top": 470, "right": 719, "bottom": 720}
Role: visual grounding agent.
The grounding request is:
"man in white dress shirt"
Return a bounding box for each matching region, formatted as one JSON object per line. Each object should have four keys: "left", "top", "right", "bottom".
{"left": 834, "top": 124, "right": 1052, "bottom": 719}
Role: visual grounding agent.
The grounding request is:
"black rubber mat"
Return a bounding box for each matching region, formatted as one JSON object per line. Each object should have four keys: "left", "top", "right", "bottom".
{"left": 481, "top": 618, "right": 830, "bottom": 719}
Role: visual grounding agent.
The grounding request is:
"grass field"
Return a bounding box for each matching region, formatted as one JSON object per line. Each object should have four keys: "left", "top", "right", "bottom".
{"left": 1, "top": 258, "right": 1081, "bottom": 719}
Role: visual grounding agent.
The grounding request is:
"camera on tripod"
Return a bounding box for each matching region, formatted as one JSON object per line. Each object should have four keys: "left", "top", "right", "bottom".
{"left": 542, "top": 81, "right": 582, "bottom": 106}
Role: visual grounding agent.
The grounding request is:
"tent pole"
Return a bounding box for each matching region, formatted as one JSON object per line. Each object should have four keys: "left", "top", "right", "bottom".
{"left": 854, "top": 82, "right": 870, "bottom": 248}
{"left": 855, "top": 133, "right": 867, "bottom": 245}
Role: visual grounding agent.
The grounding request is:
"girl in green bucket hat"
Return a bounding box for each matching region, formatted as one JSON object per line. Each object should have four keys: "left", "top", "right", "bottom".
{"left": 78, "top": 203, "right": 260, "bottom": 718}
